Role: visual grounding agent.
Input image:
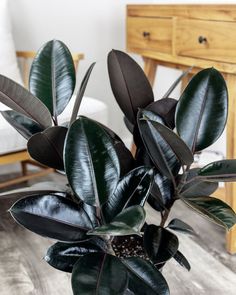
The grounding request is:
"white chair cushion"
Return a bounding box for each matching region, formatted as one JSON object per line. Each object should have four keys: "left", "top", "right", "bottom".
{"left": 0, "top": 96, "right": 108, "bottom": 155}
{"left": 0, "top": 0, "right": 22, "bottom": 84}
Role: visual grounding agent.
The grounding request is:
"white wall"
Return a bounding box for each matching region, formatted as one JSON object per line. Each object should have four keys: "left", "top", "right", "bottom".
{"left": 9, "top": 0, "right": 236, "bottom": 152}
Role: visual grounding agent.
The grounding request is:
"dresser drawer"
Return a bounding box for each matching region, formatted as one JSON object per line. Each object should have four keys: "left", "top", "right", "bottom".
{"left": 127, "top": 17, "right": 172, "bottom": 54}
{"left": 175, "top": 18, "right": 236, "bottom": 63}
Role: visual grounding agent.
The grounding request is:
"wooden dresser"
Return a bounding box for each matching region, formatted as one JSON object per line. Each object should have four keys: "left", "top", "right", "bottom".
{"left": 126, "top": 4, "right": 236, "bottom": 253}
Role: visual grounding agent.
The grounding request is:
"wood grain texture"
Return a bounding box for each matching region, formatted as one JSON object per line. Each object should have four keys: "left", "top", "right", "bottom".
{"left": 0, "top": 167, "right": 54, "bottom": 190}
{"left": 127, "top": 17, "right": 172, "bottom": 54}
{"left": 0, "top": 151, "right": 30, "bottom": 165}
{"left": 225, "top": 73, "right": 236, "bottom": 253}
{"left": 126, "top": 48, "right": 236, "bottom": 75}
{"left": 0, "top": 173, "right": 71, "bottom": 295}
{"left": 163, "top": 234, "right": 236, "bottom": 295}
{"left": 127, "top": 5, "right": 236, "bottom": 21}
{"left": 0, "top": 172, "right": 235, "bottom": 294}
{"left": 143, "top": 57, "right": 157, "bottom": 87}
{"left": 0, "top": 202, "right": 72, "bottom": 295}
{"left": 146, "top": 201, "right": 236, "bottom": 295}
{"left": 176, "top": 19, "right": 236, "bottom": 64}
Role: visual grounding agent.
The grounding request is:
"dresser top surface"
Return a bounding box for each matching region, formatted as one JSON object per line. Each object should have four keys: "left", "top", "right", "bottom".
{"left": 127, "top": 4, "right": 236, "bottom": 21}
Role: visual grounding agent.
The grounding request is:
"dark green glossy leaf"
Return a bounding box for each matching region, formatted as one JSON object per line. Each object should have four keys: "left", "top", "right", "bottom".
{"left": 82, "top": 203, "right": 99, "bottom": 228}
{"left": 145, "top": 98, "right": 178, "bottom": 129}
{"left": 0, "top": 190, "right": 67, "bottom": 200}
{"left": 1, "top": 110, "right": 44, "bottom": 140}
{"left": 133, "top": 120, "right": 146, "bottom": 149}
{"left": 84, "top": 118, "right": 134, "bottom": 177}
{"left": 70, "top": 63, "right": 96, "bottom": 125}
{"left": 124, "top": 289, "right": 134, "bottom": 295}
{"left": 142, "top": 110, "right": 193, "bottom": 165}
{"left": 181, "top": 168, "right": 218, "bottom": 197}
{"left": 88, "top": 206, "right": 146, "bottom": 236}
{"left": 27, "top": 126, "right": 67, "bottom": 170}
{"left": 148, "top": 184, "right": 166, "bottom": 212}
{"left": 124, "top": 116, "right": 134, "bottom": 133}
{"left": 138, "top": 110, "right": 183, "bottom": 181}
{"left": 167, "top": 218, "right": 196, "bottom": 235}
{"left": 102, "top": 167, "right": 154, "bottom": 223}
{"left": 98, "top": 121, "right": 123, "bottom": 143}
{"left": 0, "top": 74, "right": 52, "bottom": 128}
{"left": 113, "top": 141, "right": 135, "bottom": 177}
{"left": 144, "top": 225, "right": 179, "bottom": 264}
{"left": 174, "top": 250, "right": 191, "bottom": 271}
{"left": 108, "top": 49, "right": 154, "bottom": 124}
{"left": 72, "top": 253, "right": 128, "bottom": 295}
{"left": 148, "top": 172, "right": 173, "bottom": 212}
{"left": 181, "top": 196, "right": 236, "bottom": 230}
{"left": 162, "top": 67, "right": 193, "bottom": 99}
{"left": 99, "top": 120, "right": 135, "bottom": 176}
{"left": 153, "top": 173, "right": 174, "bottom": 208}
{"left": 10, "top": 194, "right": 93, "bottom": 242}
{"left": 44, "top": 238, "right": 105, "bottom": 273}
{"left": 135, "top": 147, "right": 154, "bottom": 168}
{"left": 175, "top": 68, "right": 228, "bottom": 152}
{"left": 123, "top": 257, "right": 170, "bottom": 295}
{"left": 182, "top": 180, "right": 219, "bottom": 197}
{"left": 29, "top": 39, "right": 76, "bottom": 117}
{"left": 198, "top": 160, "right": 236, "bottom": 182}
{"left": 65, "top": 117, "right": 120, "bottom": 207}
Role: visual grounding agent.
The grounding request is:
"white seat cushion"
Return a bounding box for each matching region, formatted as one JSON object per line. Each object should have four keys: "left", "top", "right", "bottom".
{"left": 0, "top": 96, "right": 108, "bottom": 155}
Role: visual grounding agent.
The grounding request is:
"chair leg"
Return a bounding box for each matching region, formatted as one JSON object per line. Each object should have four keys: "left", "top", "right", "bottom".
{"left": 21, "top": 160, "right": 28, "bottom": 176}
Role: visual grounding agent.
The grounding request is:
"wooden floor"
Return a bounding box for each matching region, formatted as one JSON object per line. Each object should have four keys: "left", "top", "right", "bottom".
{"left": 147, "top": 204, "right": 236, "bottom": 295}
{"left": 0, "top": 172, "right": 235, "bottom": 295}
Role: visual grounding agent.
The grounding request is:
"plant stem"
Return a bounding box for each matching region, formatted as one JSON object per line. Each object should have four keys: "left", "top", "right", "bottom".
{"left": 159, "top": 164, "right": 193, "bottom": 227}
{"left": 105, "top": 237, "right": 115, "bottom": 255}
{"left": 53, "top": 115, "right": 58, "bottom": 126}
{"left": 160, "top": 209, "right": 170, "bottom": 227}
{"left": 159, "top": 166, "right": 191, "bottom": 227}
{"left": 96, "top": 207, "right": 103, "bottom": 226}
{"left": 176, "top": 165, "right": 190, "bottom": 194}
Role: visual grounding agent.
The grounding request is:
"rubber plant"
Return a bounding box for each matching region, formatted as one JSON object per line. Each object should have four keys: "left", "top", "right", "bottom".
{"left": 0, "top": 40, "right": 235, "bottom": 295}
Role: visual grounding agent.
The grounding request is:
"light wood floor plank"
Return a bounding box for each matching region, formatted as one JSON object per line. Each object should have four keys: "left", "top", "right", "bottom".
{"left": 0, "top": 173, "right": 235, "bottom": 294}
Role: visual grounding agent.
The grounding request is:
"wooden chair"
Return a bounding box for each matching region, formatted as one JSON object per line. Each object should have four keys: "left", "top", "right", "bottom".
{"left": 0, "top": 51, "right": 84, "bottom": 189}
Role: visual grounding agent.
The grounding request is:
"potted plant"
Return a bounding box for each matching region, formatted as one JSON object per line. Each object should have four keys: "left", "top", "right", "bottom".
{"left": 0, "top": 40, "right": 235, "bottom": 295}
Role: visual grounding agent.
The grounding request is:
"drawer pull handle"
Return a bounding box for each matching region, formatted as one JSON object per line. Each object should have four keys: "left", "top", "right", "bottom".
{"left": 198, "top": 36, "right": 207, "bottom": 44}
{"left": 143, "top": 31, "right": 150, "bottom": 38}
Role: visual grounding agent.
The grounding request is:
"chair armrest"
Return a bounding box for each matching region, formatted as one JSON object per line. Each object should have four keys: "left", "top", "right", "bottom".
{"left": 16, "top": 51, "right": 37, "bottom": 59}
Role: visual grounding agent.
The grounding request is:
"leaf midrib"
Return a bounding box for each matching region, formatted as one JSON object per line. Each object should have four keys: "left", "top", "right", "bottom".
{"left": 51, "top": 40, "right": 57, "bottom": 117}
{"left": 181, "top": 197, "right": 228, "bottom": 229}
{"left": 123, "top": 170, "right": 150, "bottom": 209}
{"left": 113, "top": 52, "right": 136, "bottom": 122}
{"left": 95, "top": 253, "right": 107, "bottom": 295}
{"left": 146, "top": 120, "right": 176, "bottom": 185}
{"left": 43, "top": 129, "right": 65, "bottom": 164}
{"left": 122, "top": 260, "right": 158, "bottom": 294}
{"left": 81, "top": 121, "right": 100, "bottom": 207}
{"left": 198, "top": 173, "right": 236, "bottom": 180}
{"left": 0, "top": 87, "right": 47, "bottom": 128}
{"left": 150, "top": 120, "right": 193, "bottom": 165}
{"left": 191, "top": 71, "right": 211, "bottom": 152}
{"left": 107, "top": 169, "right": 150, "bottom": 218}
{"left": 11, "top": 209, "right": 91, "bottom": 231}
